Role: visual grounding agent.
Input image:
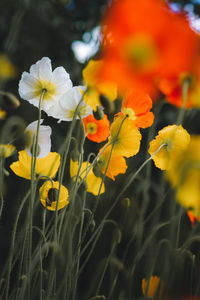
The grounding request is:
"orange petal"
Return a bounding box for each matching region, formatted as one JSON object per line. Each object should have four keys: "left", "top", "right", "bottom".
{"left": 134, "top": 111, "right": 154, "bottom": 128}
{"left": 122, "top": 88, "right": 153, "bottom": 115}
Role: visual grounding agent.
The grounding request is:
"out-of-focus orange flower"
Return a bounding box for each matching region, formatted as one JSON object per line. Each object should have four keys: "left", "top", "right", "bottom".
{"left": 99, "top": 0, "right": 199, "bottom": 99}
{"left": 83, "top": 114, "right": 110, "bottom": 143}
{"left": 119, "top": 88, "right": 154, "bottom": 128}
{"left": 142, "top": 276, "right": 165, "bottom": 299}
{"left": 97, "top": 145, "right": 127, "bottom": 180}
{"left": 187, "top": 211, "right": 200, "bottom": 227}
{"left": 159, "top": 56, "right": 200, "bottom": 109}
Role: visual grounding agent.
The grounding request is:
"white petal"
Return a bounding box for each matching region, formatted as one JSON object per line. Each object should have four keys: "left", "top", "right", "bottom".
{"left": 52, "top": 67, "right": 73, "bottom": 91}
{"left": 44, "top": 100, "right": 65, "bottom": 119}
{"left": 37, "top": 57, "right": 52, "bottom": 82}
{"left": 59, "top": 87, "right": 82, "bottom": 110}
{"left": 26, "top": 119, "right": 43, "bottom": 131}
{"left": 25, "top": 120, "right": 52, "bottom": 158}
{"left": 19, "top": 72, "right": 38, "bottom": 100}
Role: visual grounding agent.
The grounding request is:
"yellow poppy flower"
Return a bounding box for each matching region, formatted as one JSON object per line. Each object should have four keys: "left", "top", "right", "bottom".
{"left": 82, "top": 60, "right": 117, "bottom": 111}
{"left": 39, "top": 180, "right": 69, "bottom": 211}
{"left": 166, "top": 135, "right": 200, "bottom": 218}
{"left": 148, "top": 125, "right": 190, "bottom": 170}
{"left": 0, "top": 144, "right": 16, "bottom": 158}
{"left": 142, "top": 276, "right": 165, "bottom": 300}
{"left": 0, "top": 54, "right": 17, "bottom": 80}
{"left": 70, "top": 159, "right": 105, "bottom": 195}
{"left": 97, "top": 145, "right": 127, "bottom": 180}
{"left": 108, "top": 115, "right": 141, "bottom": 158}
{"left": 10, "top": 150, "right": 60, "bottom": 180}
{"left": 0, "top": 109, "right": 6, "bottom": 119}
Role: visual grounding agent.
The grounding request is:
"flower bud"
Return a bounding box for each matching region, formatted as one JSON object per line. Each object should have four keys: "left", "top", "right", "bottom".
{"left": 100, "top": 94, "right": 115, "bottom": 114}
{"left": 93, "top": 106, "right": 104, "bottom": 120}
{"left": 0, "top": 91, "right": 20, "bottom": 108}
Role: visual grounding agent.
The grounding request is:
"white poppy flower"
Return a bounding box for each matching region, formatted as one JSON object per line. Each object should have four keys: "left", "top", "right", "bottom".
{"left": 48, "top": 86, "right": 93, "bottom": 122}
{"left": 18, "top": 57, "right": 72, "bottom": 114}
{"left": 25, "top": 120, "right": 52, "bottom": 159}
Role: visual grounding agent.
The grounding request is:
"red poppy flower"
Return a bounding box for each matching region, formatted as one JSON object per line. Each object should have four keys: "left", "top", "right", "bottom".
{"left": 83, "top": 114, "right": 110, "bottom": 143}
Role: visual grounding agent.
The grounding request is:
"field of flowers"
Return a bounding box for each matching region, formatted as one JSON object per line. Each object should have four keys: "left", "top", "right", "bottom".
{"left": 1, "top": 0, "right": 200, "bottom": 299}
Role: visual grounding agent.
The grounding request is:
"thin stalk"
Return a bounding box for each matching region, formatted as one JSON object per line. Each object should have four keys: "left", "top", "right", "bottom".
{"left": 46, "top": 91, "right": 87, "bottom": 297}
{"left": 176, "top": 79, "right": 190, "bottom": 125}
{"left": 4, "top": 190, "right": 30, "bottom": 300}
{"left": 28, "top": 89, "right": 46, "bottom": 299}
{"left": 80, "top": 143, "right": 166, "bottom": 260}
{"left": 0, "top": 156, "right": 5, "bottom": 217}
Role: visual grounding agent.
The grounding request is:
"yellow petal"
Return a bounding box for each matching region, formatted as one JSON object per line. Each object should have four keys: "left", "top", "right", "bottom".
{"left": 109, "top": 116, "right": 141, "bottom": 158}
{"left": 83, "top": 60, "right": 117, "bottom": 111}
{"left": 10, "top": 160, "right": 31, "bottom": 180}
{"left": 36, "top": 152, "right": 60, "bottom": 178}
{"left": 70, "top": 159, "right": 105, "bottom": 195}
{"left": 84, "top": 88, "right": 101, "bottom": 111}
{"left": 10, "top": 150, "right": 60, "bottom": 180}
{"left": 149, "top": 125, "right": 190, "bottom": 170}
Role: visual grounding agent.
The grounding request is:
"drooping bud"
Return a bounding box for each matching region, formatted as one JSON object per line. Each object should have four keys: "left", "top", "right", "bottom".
{"left": 100, "top": 94, "right": 115, "bottom": 114}
{"left": 0, "top": 91, "right": 20, "bottom": 108}
{"left": 93, "top": 105, "right": 104, "bottom": 120}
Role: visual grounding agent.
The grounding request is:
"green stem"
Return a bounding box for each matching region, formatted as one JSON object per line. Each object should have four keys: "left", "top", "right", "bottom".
{"left": 4, "top": 190, "right": 30, "bottom": 300}
{"left": 176, "top": 79, "right": 190, "bottom": 125}
{"left": 80, "top": 143, "right": 166, "bottom": 261}
{"left": 28, "top": 89, "right": 46, "bottom": 299}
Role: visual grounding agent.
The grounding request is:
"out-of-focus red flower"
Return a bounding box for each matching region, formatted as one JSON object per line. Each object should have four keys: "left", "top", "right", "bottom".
{"left": 119, "top": 88, "right": 154, "bottom": 128}
{"left": 159, "top": 56, "right": 200, "bottom": 109}
{"left": 99, "top": 0, "right": 199, "bottom": 99}
{"left": 83, "top": 114, "right": 110, "bottom": 143}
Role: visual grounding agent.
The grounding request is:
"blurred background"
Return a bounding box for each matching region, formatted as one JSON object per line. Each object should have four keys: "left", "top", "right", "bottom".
{"left": 1, "top": 0, "right": 200, "bottom": 299}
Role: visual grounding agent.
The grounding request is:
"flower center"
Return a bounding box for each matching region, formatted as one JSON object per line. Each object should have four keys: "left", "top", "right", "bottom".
{"left": 123, "top": 35, "right": 158, "bottom": 71}
{"left": 67, "top": 103, "right": 89, "bottom": 119}
{"left": 97, "top": 156, "right": 106, "bottom": 169}
{"left": 86, "top": 122, "right": 97, "bottom": 134}
{"left": 34, "top": 79, "right": 56, "bottom": 101}
{"left": 162, "top": 138, "right": 173, "bottom": 152}
{"left": 123, "top": 108, "right": 136, "bottom": 120}
{"left": 46, "top": 188, "right": 58, "bottom": 206}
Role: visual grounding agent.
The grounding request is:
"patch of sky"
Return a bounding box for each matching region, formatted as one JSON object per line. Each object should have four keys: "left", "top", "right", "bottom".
{"left": 169, "top": 1, "right": 200, "bottom": 32}
{"left": 71, "top": 26, "right": 101, "bottom": 64}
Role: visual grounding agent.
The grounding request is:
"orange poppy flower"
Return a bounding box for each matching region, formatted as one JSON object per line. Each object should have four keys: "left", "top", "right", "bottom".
{"left": 97, "top": 145, "right": 127, "bottom": 180}
{"left": 142, "top": 276, "right": 165, "bottom": 300}
{"left": 99, "top": 0, "right": 199, "bottom": 98}
{"left": 119, "top": 88, "right": 154, "bottom": 128}
{"left": 187, "top": 211, "right": 200, "bottom": 228}
{"left": 83, "top": 114, "right": 110, "bottom": 143}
